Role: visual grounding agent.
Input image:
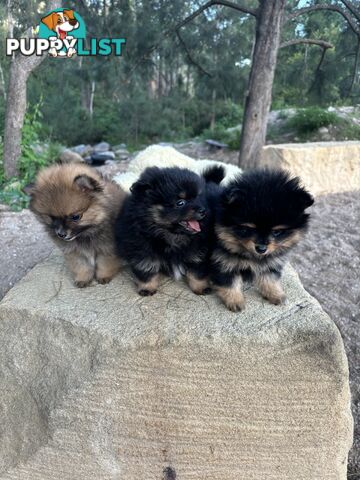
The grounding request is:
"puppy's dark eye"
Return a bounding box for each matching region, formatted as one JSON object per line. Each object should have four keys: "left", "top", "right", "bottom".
{"left": 238, "top": 226, "right": 253, "bottom": 236}
{"left": 176, "top": 199, "right": 186, "bottom": 207}
{"left": 70, "top": 214, "right": 81, "bottom": 222}
{"left": 272, "top": 229, "right": 286, "bottom": 238}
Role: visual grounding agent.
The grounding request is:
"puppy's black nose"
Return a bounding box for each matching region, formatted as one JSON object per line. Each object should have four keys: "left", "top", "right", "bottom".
{"left": 69, "top": 19, "right": 78, "bottom": 26}
{"left": 57, "top": 231, "right": 66, "bottom": 239}
{"left": 255, "top": 244, "right": 267, "bottom": 254}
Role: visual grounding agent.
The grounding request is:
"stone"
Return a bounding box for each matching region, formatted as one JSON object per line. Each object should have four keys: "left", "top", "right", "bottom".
{"left": 261, "top": 141, "right": 360, "bottom": 195}
{"left": 93, "top": 142, "right": 110, "bottom": 153}
{"left": 70, "top": 144, "right": 93, "bottom": 157}
{"left": 112, "top": 143, "right": 127, "bottom": 151}
{"left": 92, "top": 151, "right": 116, "bottom": 161}
{"left": 58, "top": 149, "right": 85, "bottom": 164}
{"left": 113, "top": 145, "right": 242, "bottom": 192}
{"left": 0, "top": 253, "right": 353, "bottom": 479}
{"left": 114, "top": 151, "right": 129, "bottom": 161}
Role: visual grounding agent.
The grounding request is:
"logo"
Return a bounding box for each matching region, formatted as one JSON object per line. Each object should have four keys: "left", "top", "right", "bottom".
{"left": 6, "top": 8, "right": 126, "bottom": 58}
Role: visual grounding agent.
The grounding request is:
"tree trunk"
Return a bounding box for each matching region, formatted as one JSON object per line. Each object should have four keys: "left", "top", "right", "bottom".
{"left": 238, "top": 0, "right": 286, "bottom": 169}
{"left": 3, "top": 63, "right": 28, "bottom": 177}
{"left": 0, "top": 60, "right": 6, "bottom": 101}
{"left": 3, "top": 0, "right": 61, "bottom": 179}
{"left": 89, "top": 80, "right": 96, "bottom": 118}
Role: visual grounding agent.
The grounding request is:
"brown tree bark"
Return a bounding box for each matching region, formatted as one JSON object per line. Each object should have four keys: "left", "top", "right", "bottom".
{"left": 3, "top": 0, "right": 61, "bottom": 179}
{"left": 238, "top": 0, "right": 286, "bottom": 169}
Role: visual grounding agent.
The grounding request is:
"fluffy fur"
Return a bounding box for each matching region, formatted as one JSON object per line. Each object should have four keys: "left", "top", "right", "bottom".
{"left": 211, "top": 168, "right": 314, "bottom": 311}
{"left": 28, "top": 164, "right": 126, "bottom": 287}
{"left": 115, "top": 165, "right": 224, "bottom": 296}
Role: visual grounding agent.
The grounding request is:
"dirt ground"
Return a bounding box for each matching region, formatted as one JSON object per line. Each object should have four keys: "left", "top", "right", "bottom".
{"left": 0, "top": 152, "right": 359, "bottom": 476}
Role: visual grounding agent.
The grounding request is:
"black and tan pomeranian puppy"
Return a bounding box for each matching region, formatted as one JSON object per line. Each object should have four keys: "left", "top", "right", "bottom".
{"left": 28, "top": 164, "right": 125, "bottom": 287}
{"left": 211, "top": 168, "right": 314, "bottom": 311}
{"left": 115, "top": 165, "right": 224, "bottom": 296}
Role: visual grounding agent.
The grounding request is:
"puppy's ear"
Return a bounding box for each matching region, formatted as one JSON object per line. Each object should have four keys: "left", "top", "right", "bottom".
{"left": 74, "top": 175, "right": 103, "bottom": 193}
{"left": 290, "top": 185, "right": 314, "bottom": 211}
{"left": 41, "top": 12, "right": 58, "bottom": 31}
{"left": 64, "top": 9, "right": 76, "bottom": 20}
{"left": 130, "top": 180, "right": 151, "bottom": 196}
{"left": 298, "top": 190, "right": 314, "bottom": 209}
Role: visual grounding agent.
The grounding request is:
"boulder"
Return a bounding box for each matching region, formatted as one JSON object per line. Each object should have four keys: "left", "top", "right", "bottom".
{"left": 93, "top": 142, "right": 111, "bottom": 153}
{"left": 261, "top": 141, "right": 360, "bottom": 195}
{"left": 58, "top": 149, "right": 85, "bottom": 165}
{"left": 70, "top": 144, "right": 93, "bottom": 157}
{"left": 0, "top": 253, "right": 353, "bottom": 479}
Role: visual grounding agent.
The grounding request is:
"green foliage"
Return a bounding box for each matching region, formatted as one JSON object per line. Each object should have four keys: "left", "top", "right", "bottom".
{"left": 201, "top": 123, "right": 241, "bottom": 151}
{"left": 0, "top": 103, "right": 61, "bottom": 211}
{"left": 287, "top": 107, "right": 339, "bottom": 134}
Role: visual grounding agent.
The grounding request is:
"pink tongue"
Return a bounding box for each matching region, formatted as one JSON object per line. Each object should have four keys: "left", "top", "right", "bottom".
{"left": 59, "top": 29, "right": 67, "bottom": 40}
{"left": 188, "top": 220, "right": 201, "bottom": 232}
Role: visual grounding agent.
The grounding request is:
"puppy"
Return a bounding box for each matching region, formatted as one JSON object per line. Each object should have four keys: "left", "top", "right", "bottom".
{"left": 115, "top": 166, "right": 224, "bottom": 296}
{"left": 28, "top": 164, "right": 125, "bottom": 287}
{"left": 211, "top": 168, "right": 314, "bottom": 311}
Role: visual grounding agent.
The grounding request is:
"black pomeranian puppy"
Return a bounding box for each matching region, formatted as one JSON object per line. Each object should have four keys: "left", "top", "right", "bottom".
{"left": 116, "top": 165, "right": 224, "bottom": 296}
{"left": 211, "top": 168, "right": 314, "bottom": 312}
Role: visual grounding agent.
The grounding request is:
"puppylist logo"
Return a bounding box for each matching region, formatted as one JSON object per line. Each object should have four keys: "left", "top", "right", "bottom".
{"left": 6, "top": 8, "right": 126, "bottom": 58}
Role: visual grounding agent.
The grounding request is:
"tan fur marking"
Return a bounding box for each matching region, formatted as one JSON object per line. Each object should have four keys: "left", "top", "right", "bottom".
{"left": 96, "top": 254, "right": 121, "bottom": 284}
{"left": 65, "top": 252, "right": 95, "bottom": 287}
{"left": 256, "top": 275, "right": 286, "bottom": 305}
{"left": 216, "top": 226, "right": 243, "bottom": 254}
{"left": 241, "top": 223, "right": 256, "bottom": 228}
{"left": 272, "top": 224, "right": 289, "bottom": 230}
{"left": 279, "top": 231, "right": 302, "bottom": 249}
{"left": 216, "top": 277, "right": 245, "bottom": 312}
{"left": 186, "top": 272, "right": 209, "bottom": 295}
{"left": 137, "top": 274, "right": 160, "bottom": 294}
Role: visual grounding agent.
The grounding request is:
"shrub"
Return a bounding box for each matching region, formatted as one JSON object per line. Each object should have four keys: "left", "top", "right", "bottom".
{"left": 0, "top": 102, "right": 61, "bottom": 210}
{"left": 287, "top": 107, "right": 339, "bottom": 134}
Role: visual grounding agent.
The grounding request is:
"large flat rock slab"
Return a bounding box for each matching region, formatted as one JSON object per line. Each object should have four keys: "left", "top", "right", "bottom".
{"left": 0, "top": 253, "right": 353, "bottom": 479}
{"left": 261, "top": 141, "right": 360, "bottom": 195}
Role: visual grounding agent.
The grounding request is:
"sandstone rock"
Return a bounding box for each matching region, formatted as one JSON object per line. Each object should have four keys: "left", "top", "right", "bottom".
{"left": 261, "top": 141, "right": 360, "bottom": 195}
{"left": 58, "top": 149, "right": 85, "bottom": 165}
{"left": 0, "top": 253, "right": 353, "bottom": 479}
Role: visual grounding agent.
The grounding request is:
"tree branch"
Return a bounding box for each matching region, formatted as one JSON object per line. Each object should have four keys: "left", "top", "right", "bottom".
{"left": 176, "top": 30, "right": 212, "bottom": 77}
{"left": 339, "top": 0, "right": 360, "bottom": 21}
{"left": 286, "top": 4, "right": 359, "bottom": 36}
{"left": 307, "top": 47, "right": 328, "bottom": 94}
{"left": 280, "top": 39, "right": 334, "bottom": 49}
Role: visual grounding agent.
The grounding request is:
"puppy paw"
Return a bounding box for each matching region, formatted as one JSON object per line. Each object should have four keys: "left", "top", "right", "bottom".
{"left": 75, "top": 280, "right": 92, "bottom": 288}
{"left": 265, "top": 293, "right": 286, "bottom": 305}
{"left": 224, "top": 300, "right": 245, "bottom": 312}
{"left": 138, "top": 289, "right": 157, "bottom": 297}
{"left": 97, "top": 277, "right": 112, "bottom": 285}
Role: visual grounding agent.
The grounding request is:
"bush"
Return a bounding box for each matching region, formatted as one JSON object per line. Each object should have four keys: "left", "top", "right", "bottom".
{"left": 201, "top": 123, "right": 241, "bottom": 151}
{"left": 287, "top": 107, "right": 339, "bottom": 134}
{"left": 0, "top": 102, "right": 61, "bottom": 211}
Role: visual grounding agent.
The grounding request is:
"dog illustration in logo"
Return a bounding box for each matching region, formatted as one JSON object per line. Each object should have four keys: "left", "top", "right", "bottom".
{"left": 41, "top": 9, "right": 79, "bottom": 57}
